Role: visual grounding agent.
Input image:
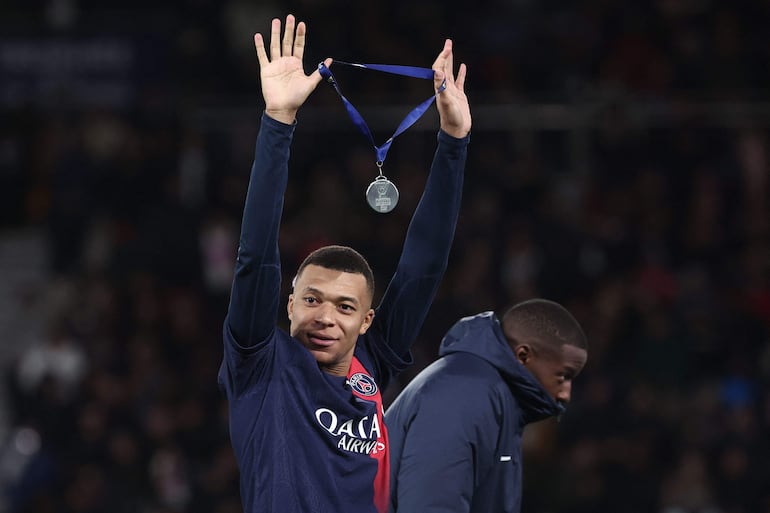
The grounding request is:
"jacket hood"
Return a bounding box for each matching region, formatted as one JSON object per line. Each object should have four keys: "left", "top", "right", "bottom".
{"left": 439, "top": 311, "right": 564, "bottom": 424}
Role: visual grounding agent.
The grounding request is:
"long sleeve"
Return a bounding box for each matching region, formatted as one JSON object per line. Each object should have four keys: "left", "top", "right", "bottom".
{"left": 372, "top": 130, "right": 468, "bottom": 364}
{"left": 225, "top": 113, "right": 295, "bottom": 351}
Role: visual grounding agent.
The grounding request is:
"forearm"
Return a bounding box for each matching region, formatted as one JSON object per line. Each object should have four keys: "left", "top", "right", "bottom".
{"left": 226, "top": 113, "right": 295, "bottom": 346}
{"left": 374, "top": 131, "right": 468, "bottom": 357}
{"left": 399, "top": 130, "right": 468, "bottom": 275}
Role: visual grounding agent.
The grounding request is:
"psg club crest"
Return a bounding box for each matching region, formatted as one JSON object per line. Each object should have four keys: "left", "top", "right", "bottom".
{"left": 348, "top": 373, "right": 378, "bottom": 397}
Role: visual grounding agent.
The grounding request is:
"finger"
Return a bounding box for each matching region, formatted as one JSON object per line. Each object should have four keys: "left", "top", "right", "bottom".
{"left": 432, "top": 39, "right": 451, "bottom": 91}
{"left": 309, "top": 57, "right": 333, "bottom": 86}
{"left": 269, "top": 18, "right": 281, "bottom": 60}
{"left": 455, "top": 63, "right": 467, "bottom": 92}
{"left": 254, "top": 33, "right": 268, "bottom": 68}
{"left": 433, "top": 69, "right": 446, "bottom": 92}
{"left": 445, "top": 41, "right": 455, "bottom": 86}
{"left": 282, "top": 14, "right": 296, "bottom": 57}
{"left": 431, "top": 39, "right": 451, "bottom": 72}
{"left": 294, "top": 20, "right": 306, "bottom": 60}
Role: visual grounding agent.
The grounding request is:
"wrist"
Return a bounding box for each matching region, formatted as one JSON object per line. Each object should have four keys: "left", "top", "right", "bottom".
{"left": 265, "top": 108, "right": 298, "bottom": 125}
{"left": 440, "top": 124, "right": 471, "bottom": 139}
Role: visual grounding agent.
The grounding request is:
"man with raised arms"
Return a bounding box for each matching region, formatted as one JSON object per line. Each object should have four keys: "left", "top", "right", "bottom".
{"left": 218, "top": 14, "right": 471, "bottom": 513}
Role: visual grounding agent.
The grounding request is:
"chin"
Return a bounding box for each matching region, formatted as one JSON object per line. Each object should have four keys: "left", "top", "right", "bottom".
{"left": 308, "top": 347, "right": 335, "bottom": 363}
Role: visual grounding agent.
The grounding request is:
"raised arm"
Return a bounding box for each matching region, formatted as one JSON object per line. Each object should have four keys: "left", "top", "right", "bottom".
{"left": 226, "top": 15, "right": 329, "bottom": 348}
{"left": 372, "top": 40, "right": 471, "bottom": 360}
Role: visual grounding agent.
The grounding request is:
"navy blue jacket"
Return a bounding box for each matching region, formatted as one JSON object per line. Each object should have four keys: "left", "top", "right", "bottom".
{"left": 219, "top": 113, "right": 468, "bottom": 513}
{"left": 385, "top": 311, "right": 563, "bottom": 513}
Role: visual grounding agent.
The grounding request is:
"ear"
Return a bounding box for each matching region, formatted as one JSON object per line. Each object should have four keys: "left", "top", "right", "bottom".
{"left": 514, "top": 344, "right": 531, "bottom": 366}
{"left": 287, "top": 294, "right": 295, "bottom": 321}
{"left": 359, "top": 309, "right": 375, "bottom": 335}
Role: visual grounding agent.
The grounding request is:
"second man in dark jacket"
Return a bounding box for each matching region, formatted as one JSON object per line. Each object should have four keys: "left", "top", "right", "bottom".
{"left": 385, "top": 299, "right": 588, "bottom": 513}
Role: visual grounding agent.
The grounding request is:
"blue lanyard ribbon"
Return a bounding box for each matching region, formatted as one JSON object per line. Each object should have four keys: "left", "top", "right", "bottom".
{"left": 318, "top": 61, "right": 446, "bottom": 166}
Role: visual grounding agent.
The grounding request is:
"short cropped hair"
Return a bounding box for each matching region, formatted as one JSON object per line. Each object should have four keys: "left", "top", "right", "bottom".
{"left": 294, "top": 245, "right": 375, "bottom": 299}
{"left": 501, "top": 298, "right": 588, "bottom": 353}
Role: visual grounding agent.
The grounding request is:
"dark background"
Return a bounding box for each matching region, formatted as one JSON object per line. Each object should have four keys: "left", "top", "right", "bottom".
{"left": 1, "top": 1, "right": 769, "bottom": 512}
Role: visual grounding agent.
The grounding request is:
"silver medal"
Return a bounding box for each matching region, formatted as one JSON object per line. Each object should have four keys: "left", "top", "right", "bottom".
{"left": 366, "top": 175, "right": 399, "bottom": 213}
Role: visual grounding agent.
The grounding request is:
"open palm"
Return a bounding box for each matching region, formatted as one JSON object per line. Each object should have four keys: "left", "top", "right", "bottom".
{"left": 254, "top": 15, "right": 328, "bottom": 124}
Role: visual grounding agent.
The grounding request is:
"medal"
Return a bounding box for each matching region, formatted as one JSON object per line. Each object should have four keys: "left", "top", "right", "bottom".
{"left": 319, "top": 61, "right": 445, "bottom": 214}
{"left": 366, "top": 174, "right": 399, "bottom": 213}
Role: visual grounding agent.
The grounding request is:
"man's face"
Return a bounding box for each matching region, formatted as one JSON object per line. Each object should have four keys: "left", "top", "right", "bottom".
{"left": 288, "top": 265, "right": 374, "bottom": 377}
{"left": 518, "top": 343, "right": 587, "bottom": 405}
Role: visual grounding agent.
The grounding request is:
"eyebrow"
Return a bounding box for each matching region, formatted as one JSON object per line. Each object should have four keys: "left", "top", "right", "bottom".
{"left": 302, "top": 287, "right": 361, "bottom": 307}
{"left": 562, "top": 363, "right": 583, "bottom": 377}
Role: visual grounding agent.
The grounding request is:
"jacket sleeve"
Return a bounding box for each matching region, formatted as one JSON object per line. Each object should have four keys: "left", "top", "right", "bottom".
{"left": 392, "top": 381, "right": 498, "bottom": 513}
{"left": 224, "top": 113, "right": 294, "bottom": 354}
{"left": 371, "top": 130, "right": 468, "bottom": 370}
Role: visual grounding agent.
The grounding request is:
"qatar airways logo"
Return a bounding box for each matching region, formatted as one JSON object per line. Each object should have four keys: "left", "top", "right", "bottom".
{"left": 315, "top": 408, "right": 385, "bottom": 455}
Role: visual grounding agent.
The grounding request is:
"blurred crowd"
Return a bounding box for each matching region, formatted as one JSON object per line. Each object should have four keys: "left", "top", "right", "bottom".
{"left": 1, "top": 1, "right": 769, "bottom": 512}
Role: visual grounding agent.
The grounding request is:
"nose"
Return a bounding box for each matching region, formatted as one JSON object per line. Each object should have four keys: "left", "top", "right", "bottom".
{"left": 314, "top": 302, "right": 335, "bottom": 326}
{"left": 556, "top": 381, "right": 572, "bottom": 404}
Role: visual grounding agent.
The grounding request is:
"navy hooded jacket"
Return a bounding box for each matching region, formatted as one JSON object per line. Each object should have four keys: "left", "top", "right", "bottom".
{"left": 385, "top": 311, "right": 563, "bottom": 513}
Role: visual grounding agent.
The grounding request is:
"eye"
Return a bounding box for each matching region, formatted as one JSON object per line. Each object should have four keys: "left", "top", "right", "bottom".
{"left": 303, "top": 296, "right": 318, "bottom": 305}
{"left": 338, "top": 303, "right": 356, "bottom": 313}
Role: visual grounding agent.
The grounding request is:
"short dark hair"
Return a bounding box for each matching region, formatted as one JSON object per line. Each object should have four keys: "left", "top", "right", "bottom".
{"left": 294, "top": 245, "right": 375, "bottom": 299}
{"left": 501, "top": 298, "right": 588, "bottom": 353}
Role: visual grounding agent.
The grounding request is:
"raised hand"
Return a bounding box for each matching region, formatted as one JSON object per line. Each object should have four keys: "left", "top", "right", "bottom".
{"left": 432, "top": 39, "right": 471, "bottom": 139}
{"left": 254, "top": 14, "right": 331, "bottom": 124}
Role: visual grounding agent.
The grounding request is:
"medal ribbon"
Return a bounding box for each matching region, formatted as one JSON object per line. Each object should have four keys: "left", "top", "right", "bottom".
{"left": 318, "top": 61, "right": 446, "bottom": 168}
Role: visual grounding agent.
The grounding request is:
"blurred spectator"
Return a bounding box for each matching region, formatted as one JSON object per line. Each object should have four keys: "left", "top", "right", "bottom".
{"left": 14, "top": 319, "right": 87, "bottom": 403}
